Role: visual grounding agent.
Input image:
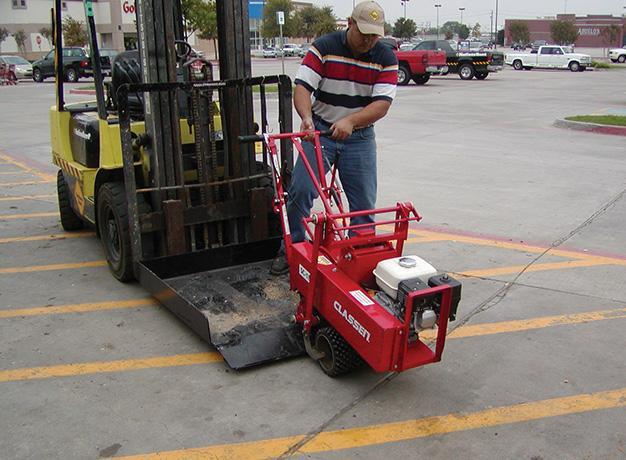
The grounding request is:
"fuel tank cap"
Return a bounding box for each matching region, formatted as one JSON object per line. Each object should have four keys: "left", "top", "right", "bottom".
{"left": 398, "top": 257, "right": 417, "bottom": 268}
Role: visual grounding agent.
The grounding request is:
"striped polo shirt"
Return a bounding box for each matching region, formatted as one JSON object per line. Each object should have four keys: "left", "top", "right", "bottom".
{"left": 294, "top": 30, "right": 398, "bottom": 125}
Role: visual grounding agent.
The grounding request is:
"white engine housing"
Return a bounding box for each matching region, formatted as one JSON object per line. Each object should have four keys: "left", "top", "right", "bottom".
{"left": 373, "top": 255, "right": 437, "bottom": 300}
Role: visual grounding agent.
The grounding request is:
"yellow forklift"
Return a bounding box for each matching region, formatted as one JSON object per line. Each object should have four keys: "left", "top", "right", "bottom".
{"left": 51, "top": 0, "right": 303, "bottom": 369}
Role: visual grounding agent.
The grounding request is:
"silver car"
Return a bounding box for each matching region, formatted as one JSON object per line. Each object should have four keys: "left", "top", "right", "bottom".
{"left": 0, "top": 55, "right": 33, "bottom": 79}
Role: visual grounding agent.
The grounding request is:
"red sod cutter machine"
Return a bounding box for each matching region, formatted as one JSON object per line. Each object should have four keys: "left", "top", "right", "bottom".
{"left": 240, "top": 130, "right": 462, "bottom": 376}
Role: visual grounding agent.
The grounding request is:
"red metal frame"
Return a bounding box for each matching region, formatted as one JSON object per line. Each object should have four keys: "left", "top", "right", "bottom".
{"left": 263, "top": 131, "right": 454, "bottom": 373}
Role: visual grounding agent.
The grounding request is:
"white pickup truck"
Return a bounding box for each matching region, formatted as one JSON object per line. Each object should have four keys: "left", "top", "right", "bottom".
{"left": 505, "top": 45, "right": 592, "bottom": 72}
{"left": 609, "top": 46, "right": 626, "bottom": 63}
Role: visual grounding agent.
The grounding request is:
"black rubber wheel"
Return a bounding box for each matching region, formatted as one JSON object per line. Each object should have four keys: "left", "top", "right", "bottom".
{"left": 412, "top": 74, "right": 430, "bottom": 85}
{"left": 512, "top": 60, "right": 523, "bottom": 71}
{"left": 33, "top": 68, "right": 43, "bottom": 82}
{"left": 57, "top": 170, "right": 84, "bottom": 231}
{"left": 475, "top": 72, "right": 488, "bottom": 80}
{"left": 569, "top": 61, "right": 580, "bottom": 72}
{"left": 65, "top": 67, "right": 79, "bottom": 82}
{"left": 97, "top": 182, "right": 134, "bottom": 282}
{"left": 459, "top": 63, "right": 475, "bottom": 80}
{"left": 618, "top": 55, "right": 626, "bottom": 64}
{"left": 397, "top": 64, "right": 411, "bottom": 86}
{"left": 315, "top": 326, "right": 363, "bottom": 377}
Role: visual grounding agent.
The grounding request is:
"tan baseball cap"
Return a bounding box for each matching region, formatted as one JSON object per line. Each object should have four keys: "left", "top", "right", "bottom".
{"left": 352, "top": 1, "right": 385, "bottom": 36}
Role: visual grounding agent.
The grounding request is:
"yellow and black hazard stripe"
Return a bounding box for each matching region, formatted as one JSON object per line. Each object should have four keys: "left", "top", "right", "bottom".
{"left": 53, "top": 155, "right": 82, "bottom": 180}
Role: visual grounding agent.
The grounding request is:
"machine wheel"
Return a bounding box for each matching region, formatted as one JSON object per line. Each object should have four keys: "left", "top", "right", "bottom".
{"left": 412, "top": 74, "right": 430, "bottom": 85}
{"left": 397, "top": 64, "right": 411, "bottom": 86}
{"left": 618, "top": 55, "right": 626, "bottom": 64}
{"left": 512, "top": 60, "right": 523, "bottom": 71}
{"left": 475, "top": 72, "right": 488, "bottom": 80}
{"left": 57, "top": 170, "right": 84, "bottom": 231}
{"left": 97, "top": 182, "right": 134, "bottom": 282}
{"left": 569, "top": 61, "right": 580, "bottom": 72}
{"left": 315, "top": 326, "right": 362, "bottom": 377}
{"left": 33, "top": 68, "right": 44, "bottom": 82}
{"left": 459, "top": 63, "right": 475, "bottom": 80}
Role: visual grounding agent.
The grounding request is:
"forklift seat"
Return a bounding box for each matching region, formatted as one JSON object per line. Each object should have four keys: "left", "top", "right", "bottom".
{"left": 110, "top": 50, "right": 144, "bottom": 116}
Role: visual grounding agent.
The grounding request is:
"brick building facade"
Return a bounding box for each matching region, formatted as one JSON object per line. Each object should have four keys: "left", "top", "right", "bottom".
{"left": 504, "top": 14, "right": 625, "bottom": 48}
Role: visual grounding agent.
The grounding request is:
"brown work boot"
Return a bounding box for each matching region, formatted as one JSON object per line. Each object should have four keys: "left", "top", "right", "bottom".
{"left": 270, "top": 251, "right": 289, "bottom": 275}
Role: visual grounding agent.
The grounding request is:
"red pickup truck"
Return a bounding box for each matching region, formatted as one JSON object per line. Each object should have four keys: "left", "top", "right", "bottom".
{"left": 394, "top": 48, "right": 448, "bottom": 86}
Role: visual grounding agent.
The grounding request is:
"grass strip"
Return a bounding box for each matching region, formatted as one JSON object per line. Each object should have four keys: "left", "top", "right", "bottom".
{"left": 565, "top": 115, "right": 626, "bottom": 126}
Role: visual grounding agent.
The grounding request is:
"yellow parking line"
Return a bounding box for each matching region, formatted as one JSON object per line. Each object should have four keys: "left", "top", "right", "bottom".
{"left": 420, "top": 306, "right": 626, "bottom": 340}
{"left": 0, "top": 298, "right": 156, "bottom": 319}
{"left": 0, "top": 260, "right": 107, "bottom": 275}
{"left": 0, "top": 212, "right": 58, "bottom": 221}
{"left": 0, "top": 180, "right": 55, "bottom": 187}
{"left": 458, "top": 259, "right": 612, "bottom": 278}
{"left": 118, "top": 387, "right": 626, "bottom": 459}
{"left": 1, "top": 306, "right": 623, "bottom": 382}
{"left": 0, "top": 193, "right": 56, "bottom": 202}
{"left": 406, "top": 228, "right": 626, "bottom": 267}
{"left": 0, "top": 152, "right": 56, "bottom": 181}
{"left": 0, "top": 231, "right": 93, "bottom": 245}
{"left": 0, "top": 353, "right": 223, "bottom": 383}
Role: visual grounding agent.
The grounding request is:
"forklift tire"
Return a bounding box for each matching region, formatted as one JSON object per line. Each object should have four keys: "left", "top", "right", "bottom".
{"left": 315, "top": 327, "right": 363, "bottom": 377}
{"left": 57, "top": 170, "right": 84, "bottom": 231}
{"left": 97, "top": 182, "right": 134, "bottom": 282}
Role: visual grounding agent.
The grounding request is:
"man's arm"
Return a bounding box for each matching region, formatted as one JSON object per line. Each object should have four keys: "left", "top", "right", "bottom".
{"left": 294, "top": 84, "right": 314, "bottom": 133}
{"left": 331, "top": 100, "right": 391, "bottom": 140}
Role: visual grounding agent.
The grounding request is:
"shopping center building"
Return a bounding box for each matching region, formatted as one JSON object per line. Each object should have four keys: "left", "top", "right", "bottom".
{"left": 504, "top": 14, "right": 626, "bottom": 48}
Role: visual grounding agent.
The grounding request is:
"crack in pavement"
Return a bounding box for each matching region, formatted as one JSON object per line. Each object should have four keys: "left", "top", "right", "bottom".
{"left": 278, "top": 186, "right": 626, "bottom": 458}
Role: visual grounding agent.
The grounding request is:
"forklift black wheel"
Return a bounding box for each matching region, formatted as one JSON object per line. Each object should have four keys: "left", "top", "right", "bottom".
{"left": 97, "top": 182, "right": 134, "bottom": 282}
{"left": 315, "top": 327, "right": 362, "bottom": 377}
{"left": 57, "top": 170, "right": 84, "bottom": 231}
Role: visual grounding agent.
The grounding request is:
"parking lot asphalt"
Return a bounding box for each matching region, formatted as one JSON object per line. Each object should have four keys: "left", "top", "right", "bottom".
{"left": 0, "top": 64, "right": 625, "bottom": 459}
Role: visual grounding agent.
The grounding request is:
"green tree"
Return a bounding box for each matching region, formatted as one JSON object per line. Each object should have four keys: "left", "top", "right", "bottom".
{"left": 12, "top": 29, "right": 27, "bottom": 54}
{"left": 508, "top": 21, "right": 530, "bottom": 45}
{"left": 0, "top": 27, "right": 9, "bottom": 53}
{"left": 393, "top": 18, "right": 417, "bottom": 39}
{"left": 600, "top": 25, "right": 621, "bottom": 57}
{"left": 262, "top": 0, "right": 295, "bottom": 39}
{"left": 471, "top": 22, "right": 481, "bottom": 38}
{"left": 444, "top": 29, "right": 453, "bottom": 40}
{"left": 384, "top": 21, "right": 393, "bottom": 36}
{"left": 62, "top": 16, "right": 88, "bottom": 47}
{"left": 441, "top": 21, "right": 460, "bottom": 38}
{"left": 39, "top": 27, "right": 53, "bottom": 44}
{"left": 550, "top": 20, "right": 578, "bottom": 45}
{"left": 458, "top": 24, "right": 470, "bottom": 40}
{"left": 181, "top": 0, "right": 218, "bottom": 58}
{"left": 293, "top": 5, "right": 336, "bottom": 40}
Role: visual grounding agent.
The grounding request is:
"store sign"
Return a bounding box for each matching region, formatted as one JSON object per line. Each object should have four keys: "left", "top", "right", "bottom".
{"left": 122, "top": 1, "right": 136, "bottom": 15}
{"left": 578, "top": 27, "right": 600, "bottom": 36}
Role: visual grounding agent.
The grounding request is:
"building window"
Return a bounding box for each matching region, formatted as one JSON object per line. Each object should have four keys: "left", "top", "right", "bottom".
{"left": 12, "top": 0, "right": 27, "bottom": 9}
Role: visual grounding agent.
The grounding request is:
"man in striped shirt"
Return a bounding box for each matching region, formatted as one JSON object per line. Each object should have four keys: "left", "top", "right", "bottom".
{"left": 272, "top": 1, "right": 398, "bottom": 274}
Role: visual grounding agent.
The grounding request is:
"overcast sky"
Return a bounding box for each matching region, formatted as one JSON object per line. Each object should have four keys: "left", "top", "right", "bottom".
{"left": 305, "top": 0, "right": 626, "bottom": 31}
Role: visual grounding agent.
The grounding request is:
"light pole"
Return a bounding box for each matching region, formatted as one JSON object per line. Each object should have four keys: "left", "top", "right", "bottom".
{"left": 401, "top": 1, "right": 410, "bottom": 20}
{"left": 459, "top": 7, "right": 465, "bottom": 26}
{"left": 435, "top": 4, "right": 441, "bottom": 39}
{"left": 494, "top": 0, "right": 499, "bottom": 49}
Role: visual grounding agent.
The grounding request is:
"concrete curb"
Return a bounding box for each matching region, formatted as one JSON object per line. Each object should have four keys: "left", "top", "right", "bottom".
{"left": 69, "top": 89, "right": 96, "bottom": 95}
{"left": 554, "top": 118, "right": 626, "bottom": 137}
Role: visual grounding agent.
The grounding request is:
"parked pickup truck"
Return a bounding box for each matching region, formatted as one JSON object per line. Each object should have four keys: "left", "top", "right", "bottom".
{"left": 412, "top": 40, "right": 504, "bottom": 80}
{"left": 393, "top": 47, "right": 448, "bottom": 85}
{"left": 505, "top": 45, "right": 592, "bottom": 72}
{"left": 609, "top": 46, "right": 626, "bottom": 64}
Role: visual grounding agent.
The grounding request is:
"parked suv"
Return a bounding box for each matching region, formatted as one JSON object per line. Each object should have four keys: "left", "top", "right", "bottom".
{"left": 32, "top": 47, "right": 91, "bottom": 82}
{"left": 282, "top": 43, "right": 301, "bottom": 57}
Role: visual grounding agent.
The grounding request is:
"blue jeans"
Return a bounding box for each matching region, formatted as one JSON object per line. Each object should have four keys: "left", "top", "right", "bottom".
{"left": 286, "top": 119, "right": 377, "bottom": 244}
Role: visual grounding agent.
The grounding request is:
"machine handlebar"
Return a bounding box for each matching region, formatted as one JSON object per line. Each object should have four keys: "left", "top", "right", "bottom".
{"left": 238, "top": 130, "right": 333, "bottom": 144}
